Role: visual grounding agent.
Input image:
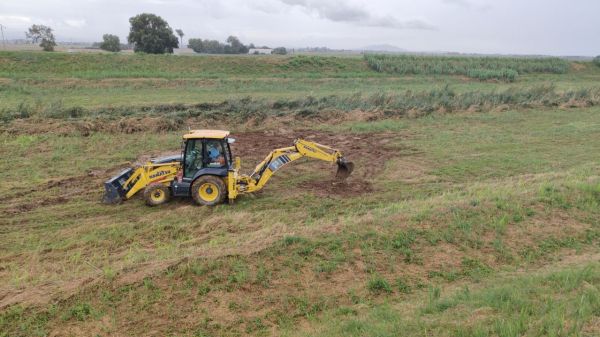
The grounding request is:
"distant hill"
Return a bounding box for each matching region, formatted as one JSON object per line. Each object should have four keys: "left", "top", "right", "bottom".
{"left": 360, "top": 44, "right": 406, "bottom": 52}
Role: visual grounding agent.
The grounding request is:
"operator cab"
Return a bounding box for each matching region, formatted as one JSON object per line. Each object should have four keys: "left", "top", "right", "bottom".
{"left": 171, "top": 130, "right": 234, "bottom": 197}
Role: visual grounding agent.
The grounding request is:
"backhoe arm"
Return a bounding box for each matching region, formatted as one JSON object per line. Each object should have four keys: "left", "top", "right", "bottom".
{"left": 240, "top": 139, "right": 353, "bottom": 193}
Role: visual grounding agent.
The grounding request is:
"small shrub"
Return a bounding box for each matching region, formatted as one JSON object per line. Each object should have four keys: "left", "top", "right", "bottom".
{"left": 283, "top": 236, "right": 306, "bottom": 246}
{"left": 63, "top": 303, "right": 93, "bottom": 321}
{"left": 227, "top": 260, "right": 249, "bottom": 285}
{"left": 396, "top": 278, "right": 412, "bottom": 294}
{"left": 367, "top": 275, "right": 392, "bottom": 294}
{"left": 197, "top": 282, "right": 211, "bottom": 296}
{"left": 392, "top": 230, "right": 416, "bottom": 250}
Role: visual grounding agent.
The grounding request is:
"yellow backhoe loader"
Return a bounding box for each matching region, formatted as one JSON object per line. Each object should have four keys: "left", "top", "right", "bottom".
{"left": 103, "top": 130, "right": 354, "bottom": 206}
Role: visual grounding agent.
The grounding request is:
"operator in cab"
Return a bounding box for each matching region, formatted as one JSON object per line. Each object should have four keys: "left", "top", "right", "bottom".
{"left": 207, "top": 142, "right": 226, "bottom": 167}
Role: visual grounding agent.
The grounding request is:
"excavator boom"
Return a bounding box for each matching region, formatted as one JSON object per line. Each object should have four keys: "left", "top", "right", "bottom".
{"left": 235, "top": 138, "right": 353, "bottom": 195}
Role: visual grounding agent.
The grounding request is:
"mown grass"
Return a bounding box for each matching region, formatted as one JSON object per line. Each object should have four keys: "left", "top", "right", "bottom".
{"left": 294, "top": 263, "right": 600, "bottom": 337}
{"left": 1, "top": 106, "right": 599, "bottom": 336}
{"left": 1, "top": 51, "right": 599, "bottom": 336}
{"left": 0, "top": 52, "right": 370, "bottom": 79}
{"left": 365, "top": 54, "right": 570, "bottom": 81}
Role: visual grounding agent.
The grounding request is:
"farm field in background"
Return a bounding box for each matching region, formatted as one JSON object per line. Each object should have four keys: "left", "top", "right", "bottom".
{"left": 1, "top": 51, "right": 599, "bottom": 337}
{"left": 1, "top": 52, "right": 600, "bottom": 111}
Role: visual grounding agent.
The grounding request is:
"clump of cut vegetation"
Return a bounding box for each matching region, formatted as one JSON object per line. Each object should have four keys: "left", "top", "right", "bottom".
{"left": 365, "top": 54, "right": 569, "bottom": 81}
{"left": 3, "top": 85, "right": 597, "bottom": 125}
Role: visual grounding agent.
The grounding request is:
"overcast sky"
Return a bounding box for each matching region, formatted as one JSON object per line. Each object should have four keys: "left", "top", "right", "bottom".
{"left": 0, "top": 0, "right": 598, "bottom": 56}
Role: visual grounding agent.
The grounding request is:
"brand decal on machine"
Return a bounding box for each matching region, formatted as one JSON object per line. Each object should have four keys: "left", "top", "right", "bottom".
{"left": 268, "top": 155, "right": 291, "bottom": 172}
{"left": 150, "top": 170, "right": 171, "bottom": 180}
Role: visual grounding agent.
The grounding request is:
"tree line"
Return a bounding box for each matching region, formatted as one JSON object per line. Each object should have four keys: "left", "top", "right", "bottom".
{"left": 188, "top": 36, "right": 249, "bottom": 54}
{"left": 24, "top": 13, "right": 286, "bottom": 55}
{"left": 187, "top": 37, "right": 286, "bottom": 55}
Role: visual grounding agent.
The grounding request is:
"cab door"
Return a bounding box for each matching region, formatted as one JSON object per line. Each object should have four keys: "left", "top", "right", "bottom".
{"left": 183, "top": 139, "right": 204, "bottom": 179}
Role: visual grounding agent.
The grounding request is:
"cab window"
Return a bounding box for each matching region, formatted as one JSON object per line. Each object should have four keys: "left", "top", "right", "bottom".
{"left": 204, "top": 140, "right": 226, "bottom": 168}
{"left": 184, "top": 139, "right": 203, "bottom": 178}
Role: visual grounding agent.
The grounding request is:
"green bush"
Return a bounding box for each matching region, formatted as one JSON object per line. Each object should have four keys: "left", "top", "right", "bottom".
{"left": 594, "top": 56, "right": 600, "bottom": 67}
{"left": 100, "top": 34, "right": 121, "bottom": 52}
{"left": 62, "top": 303, "right": 93, "bottom": 321}
{"left": 367, "top": 275, "right": 392, "bottom": 294}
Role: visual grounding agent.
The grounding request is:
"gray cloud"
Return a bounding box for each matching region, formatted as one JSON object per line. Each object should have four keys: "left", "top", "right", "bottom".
{"left": 442, "top": 0, "right": 472, "bottom": 7}
{"left": 0, "top": 0, "right": 598, "bottom": 56}
{"left": 279, "top": 0, "right": 436, "bottom": 29}
{"left": 442, "top": 0, "right": 492, "bottom": 12}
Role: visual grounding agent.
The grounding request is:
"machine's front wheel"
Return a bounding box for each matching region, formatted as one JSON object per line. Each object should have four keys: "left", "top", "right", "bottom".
{"left": 143, "top": 184, "right": 171, "bottom": 206}
{"left": 191, "top": 176, "right": 227, "bottom": 206}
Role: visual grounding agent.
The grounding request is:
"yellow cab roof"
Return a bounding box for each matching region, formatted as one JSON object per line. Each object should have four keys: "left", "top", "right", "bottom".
{"left": 183, "top": 129, "right": 230, "bottom": 139}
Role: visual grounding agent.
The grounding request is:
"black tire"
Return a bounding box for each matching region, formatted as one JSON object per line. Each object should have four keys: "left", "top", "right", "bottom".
{"left": 191, "top": 175, "right": 227, "bottom": 206}
{"left": 143, "top": 184, "right": 171, "bottom": 206}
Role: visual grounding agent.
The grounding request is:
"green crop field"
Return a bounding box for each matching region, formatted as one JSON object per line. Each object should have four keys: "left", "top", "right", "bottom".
{"left": 364, "top": 54, "right": 571, "bottom": 81}
{"left": 1, "top": 51, "right": 599, "bottom": 337}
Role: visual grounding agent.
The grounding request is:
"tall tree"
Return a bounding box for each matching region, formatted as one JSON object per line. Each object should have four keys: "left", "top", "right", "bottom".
{"left": 225, "top": 36, "right": 248, "bottom": 54}
{"left": 100, "top": 34, "right": 121, "bottom": 52}
{"left": 26, "top": 24, "right": 56, "bottom": 52}
{"left": 175, "top": 29, "right": 184, "bottom": 46}
{"left": 272, "top": 47, "right": 287, "bottom": 55}
{"left": 127, "top": 13, "right": 179, "bottom": 54}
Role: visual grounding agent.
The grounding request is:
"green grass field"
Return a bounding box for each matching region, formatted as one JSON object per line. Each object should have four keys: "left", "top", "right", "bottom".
{"left": 1, "top": 51, "right": 599, "bottom": 337}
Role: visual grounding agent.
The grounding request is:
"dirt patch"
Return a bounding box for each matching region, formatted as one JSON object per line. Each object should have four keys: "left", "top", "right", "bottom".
{"left": 0, "top": 166, "right": 126, "bottom": 216}
{"left": 229, "top": 129, "right": 405, "bottom": 197}
{"left": 298, "top": 179, "right": 373, "bottom": 197}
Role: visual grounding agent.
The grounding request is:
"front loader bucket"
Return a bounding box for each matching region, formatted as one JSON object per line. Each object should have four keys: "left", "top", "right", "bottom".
{"left": 102, "top": 168, "right": 133, "bottom": 204}
{"left": 336, "top": 160, "right": 354, "bottom": 180}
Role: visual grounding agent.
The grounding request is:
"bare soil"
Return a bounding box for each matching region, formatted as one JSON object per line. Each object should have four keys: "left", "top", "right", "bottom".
{"left": 230, "top": 130, "right": 405, "bottom": 197}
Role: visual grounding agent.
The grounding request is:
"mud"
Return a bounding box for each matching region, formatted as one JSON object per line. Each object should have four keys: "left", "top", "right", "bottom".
{"left": 229, "top": 129, "right": 404, "bottom": 196}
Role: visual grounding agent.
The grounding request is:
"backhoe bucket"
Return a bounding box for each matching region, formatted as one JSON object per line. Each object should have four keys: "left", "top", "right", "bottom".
{"left": 336, "top": 160, "right": 354, "bottom": 180}
{"left": 102, "top": 168, "right": 133, "bottom": 204}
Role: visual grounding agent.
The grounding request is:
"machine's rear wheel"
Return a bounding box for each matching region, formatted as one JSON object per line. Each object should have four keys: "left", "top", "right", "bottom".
{"left": 143, "top": 184, "right": 171, "bottom": 206}
{"left": 191, "top": 176, "right": 227, "bottom": 206}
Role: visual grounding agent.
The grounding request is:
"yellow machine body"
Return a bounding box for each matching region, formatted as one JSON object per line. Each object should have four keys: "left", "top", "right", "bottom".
{"left": 122, "top": 162, "right": 180, "bottom": 199}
